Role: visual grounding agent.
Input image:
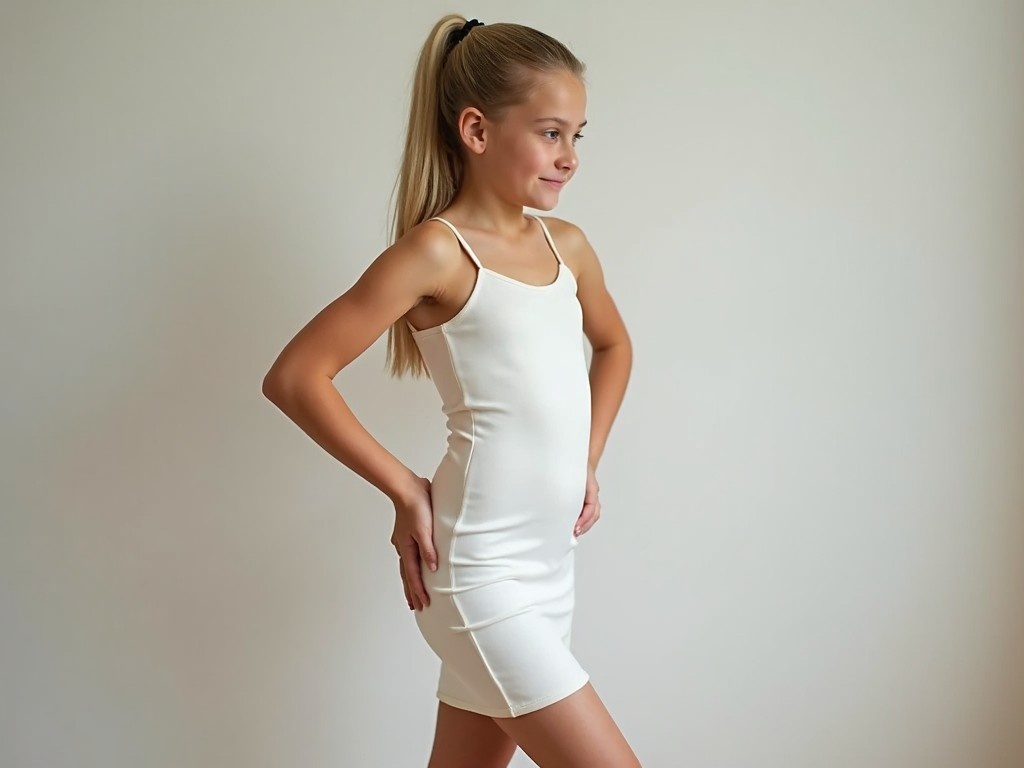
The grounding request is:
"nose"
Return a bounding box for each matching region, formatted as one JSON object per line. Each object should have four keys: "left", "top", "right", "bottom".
{"left": 559, "top": 145, "right": 579, "bottom": 174}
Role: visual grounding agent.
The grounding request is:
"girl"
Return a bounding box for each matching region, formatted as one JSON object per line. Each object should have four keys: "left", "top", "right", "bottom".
{"left": 263, "top": 15, "right": 638, "bottom": 768}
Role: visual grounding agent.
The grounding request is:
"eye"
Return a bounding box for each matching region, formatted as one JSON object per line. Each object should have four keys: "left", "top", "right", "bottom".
{"left": 543, "top": 129, "right": 585, "bottom": 144}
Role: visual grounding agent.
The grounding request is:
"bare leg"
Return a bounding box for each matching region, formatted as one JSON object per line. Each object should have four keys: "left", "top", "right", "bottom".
{"left": 490, "top": 682, "right": 642, "bottom": 768}
{"left": 427, "top": 700, "right": 519, "bottom": 768}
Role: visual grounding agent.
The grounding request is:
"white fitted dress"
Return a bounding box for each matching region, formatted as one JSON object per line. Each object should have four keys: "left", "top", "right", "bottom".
{"left": 407, "top": 214, "right": 591, "bottom": 718}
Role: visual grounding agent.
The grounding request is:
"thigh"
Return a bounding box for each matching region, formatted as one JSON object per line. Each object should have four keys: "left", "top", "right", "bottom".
{"left": 490, "top": 682, "right": 642, "bottom": 768}
{"left": 427, "top": 701, "right": 518, "bottom": 768}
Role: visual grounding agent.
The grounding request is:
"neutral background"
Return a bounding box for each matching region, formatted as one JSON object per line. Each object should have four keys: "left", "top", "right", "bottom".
{"left": 2, "top": 1, "right": 1022, "bottom": 766}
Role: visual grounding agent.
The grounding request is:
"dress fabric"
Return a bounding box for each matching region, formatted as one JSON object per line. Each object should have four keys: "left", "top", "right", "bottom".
{"left": 407, "top": 214, "right": 591, "bottom": 718}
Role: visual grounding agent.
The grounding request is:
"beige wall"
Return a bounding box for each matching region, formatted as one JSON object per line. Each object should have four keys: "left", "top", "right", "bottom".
{"left": 2, "top": 1, "right": 1022, "bottom": 766}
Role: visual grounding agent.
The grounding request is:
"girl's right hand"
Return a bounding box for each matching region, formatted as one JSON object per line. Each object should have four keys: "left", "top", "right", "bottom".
{"left": 390, "top": 475, "right": 438, "bottom": 611}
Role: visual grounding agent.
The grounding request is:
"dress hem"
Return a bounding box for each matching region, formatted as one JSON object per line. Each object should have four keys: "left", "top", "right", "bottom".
{"left": 436, "top": 672, "right": 590, "bottom": 719}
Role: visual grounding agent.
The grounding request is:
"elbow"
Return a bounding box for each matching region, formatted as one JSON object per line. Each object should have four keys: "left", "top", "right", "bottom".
{"left": 619, "top": 328, "right": 634, "bottom": 363}
{"left": 262, "top": 371, "right": 285, "bottom": 406}
{"left": 262, "top": 364, "right": 299, "bottom": 406}
{"left": 263, "top": 361, "right": 329, "bottom": 407}
{"left": 593, "top": 331, "right": 632, "bottom": 358}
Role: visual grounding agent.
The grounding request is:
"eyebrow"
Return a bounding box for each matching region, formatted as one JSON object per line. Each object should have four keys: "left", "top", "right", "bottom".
{"left": 533, "top": 117, "right": 588, "bottom": 128}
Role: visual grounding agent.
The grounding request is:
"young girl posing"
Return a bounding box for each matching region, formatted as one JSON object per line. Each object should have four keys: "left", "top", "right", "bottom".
{"left": 264, "top": 15, "right": 638, "bottom": 767}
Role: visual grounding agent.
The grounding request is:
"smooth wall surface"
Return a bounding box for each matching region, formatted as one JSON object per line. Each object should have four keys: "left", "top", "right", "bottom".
{"left": 2, "top": 1, "right": 1022, "bottom": 766}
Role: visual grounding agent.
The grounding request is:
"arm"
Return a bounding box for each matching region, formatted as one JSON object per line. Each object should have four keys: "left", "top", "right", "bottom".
{"left": 261, "top": 222, "right": 456, "bottom": 610}
{"left": 565, "top": 223, "right": 633, "bottom": 470}
{"left": 261, "top": 225, "right": 446, "bottom": 506}
{"left": 549, "top": 218, "right": 631, "bottom": 539}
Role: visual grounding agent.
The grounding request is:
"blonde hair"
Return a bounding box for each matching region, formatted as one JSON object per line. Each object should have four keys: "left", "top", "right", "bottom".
{"left": 384, "top": 15, "right": 587, "bottom": 378}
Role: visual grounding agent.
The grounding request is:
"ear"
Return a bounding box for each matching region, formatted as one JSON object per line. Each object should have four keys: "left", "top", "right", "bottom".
{"left": 456, "top": 106, "right": 488, "bottom": 155}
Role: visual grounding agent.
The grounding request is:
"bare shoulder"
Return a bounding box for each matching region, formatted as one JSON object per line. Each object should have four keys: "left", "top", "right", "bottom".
{"left": 534, "top": 215, "right": 602, "bottom": 284}
{"left": 534, "top": 215, "right": 628, "bottom": 351}
{"left": 261, "top": 218, "right": 468, "bottom": 384}
{"left": 358, "top": 217, "right": 476, "bottom": 303}
{"left": 387, "top": 218, "right": 468, "bottom": 284}
{"left": 534, "top": 215, "right": 585, "bottom": 253}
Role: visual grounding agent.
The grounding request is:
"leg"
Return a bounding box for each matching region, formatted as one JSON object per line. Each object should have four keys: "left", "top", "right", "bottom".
{"left": 427, "top": 700, "right": 518, "bottom": 768}
{"left": 490, "top": 682, "right": 642, "bottom": 768}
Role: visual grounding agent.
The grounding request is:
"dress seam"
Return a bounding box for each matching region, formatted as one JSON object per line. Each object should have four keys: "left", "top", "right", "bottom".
{"left": 440, "top": 326, "right": 513, "bottom": 713}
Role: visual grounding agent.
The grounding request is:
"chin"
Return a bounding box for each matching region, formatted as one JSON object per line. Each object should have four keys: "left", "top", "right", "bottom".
{"left": 529, "top": 197, "right": 560, "bottom": 212}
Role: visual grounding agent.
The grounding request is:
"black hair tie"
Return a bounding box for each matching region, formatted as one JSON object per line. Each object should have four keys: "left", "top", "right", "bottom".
{"left": 452, "top": 18, "right": 484, "bottom": 46}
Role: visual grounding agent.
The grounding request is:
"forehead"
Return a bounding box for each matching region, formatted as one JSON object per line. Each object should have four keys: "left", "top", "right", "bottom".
{"left": 513, "top": 71, "right": 587, "bottom": 122}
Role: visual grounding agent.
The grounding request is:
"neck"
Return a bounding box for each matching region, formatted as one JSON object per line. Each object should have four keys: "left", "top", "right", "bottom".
{"left": 445, "top": 175, "right": 532, "bottom": 237}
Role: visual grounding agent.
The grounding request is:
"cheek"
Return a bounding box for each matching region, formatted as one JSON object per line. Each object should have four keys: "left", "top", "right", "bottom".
{"left": 490, "top": 138, "right": 550, "bottom": 182}
{"left": 510, "top": 138, "right": 548, "bottom": 167}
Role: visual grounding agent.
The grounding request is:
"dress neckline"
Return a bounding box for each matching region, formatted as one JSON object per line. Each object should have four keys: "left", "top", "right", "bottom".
{"left": 478, "top": 262, "right": 566, "bottom": 291}
{"left": 429, "top": 214, "right": 566, "bottom": 289}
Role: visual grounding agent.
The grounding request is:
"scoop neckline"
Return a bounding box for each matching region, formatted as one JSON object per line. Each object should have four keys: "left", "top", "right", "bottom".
{"left": 407, "top": 261, "right": 574, "bottom": 337}
{"left": 429, "top": 214, "right": 567, "bottom": 289}
{"left": 478, "top": 262, "right": 566, "bottom": 290}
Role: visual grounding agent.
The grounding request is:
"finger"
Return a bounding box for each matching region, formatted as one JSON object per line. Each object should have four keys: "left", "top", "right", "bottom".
{"left": 576, "top": 500, "right": 599, "bottom": 535}
{"left": 402, "top": 560, "right": 425, "bottom": 611}
{"left": 399, "top": 561, "right": 415, "bottom": 610}
{"left": 416, "top": 528, "right": 439, "bottom": 574}
{"left": 401, "top": 542, "right": 430, "bottom": 609}
{"left": 581, "top": 500, "right": 601, "bottom": 534}
{"left": 575, "top": 500, "right": 595, "bottom": 529}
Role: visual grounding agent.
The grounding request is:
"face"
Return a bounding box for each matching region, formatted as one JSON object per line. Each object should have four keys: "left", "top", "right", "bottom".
{"left": 461, "top": 70, "right": 587, "bottom": 210}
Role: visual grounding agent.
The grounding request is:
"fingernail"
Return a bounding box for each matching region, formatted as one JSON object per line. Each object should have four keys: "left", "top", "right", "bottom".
{"left": 430, "top": 562, "right": 437, "bottom": 571}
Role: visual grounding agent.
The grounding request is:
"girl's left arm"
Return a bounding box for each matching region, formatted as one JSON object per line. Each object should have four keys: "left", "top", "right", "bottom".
{"left": 559, "top": 220, "right": 633, "bottom": 470}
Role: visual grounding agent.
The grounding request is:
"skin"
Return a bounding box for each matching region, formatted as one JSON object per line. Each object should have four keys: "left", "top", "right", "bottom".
{"left": 263, "top": 68, "right": 638, "bottom": 766}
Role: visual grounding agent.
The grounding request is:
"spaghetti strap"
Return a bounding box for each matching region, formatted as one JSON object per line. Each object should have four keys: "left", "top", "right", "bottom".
{"left": 529, "top": 214, "right": 565, "bottom": 266}
{"left": 429, "top": 217, "right": 484, "bottom": 269}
